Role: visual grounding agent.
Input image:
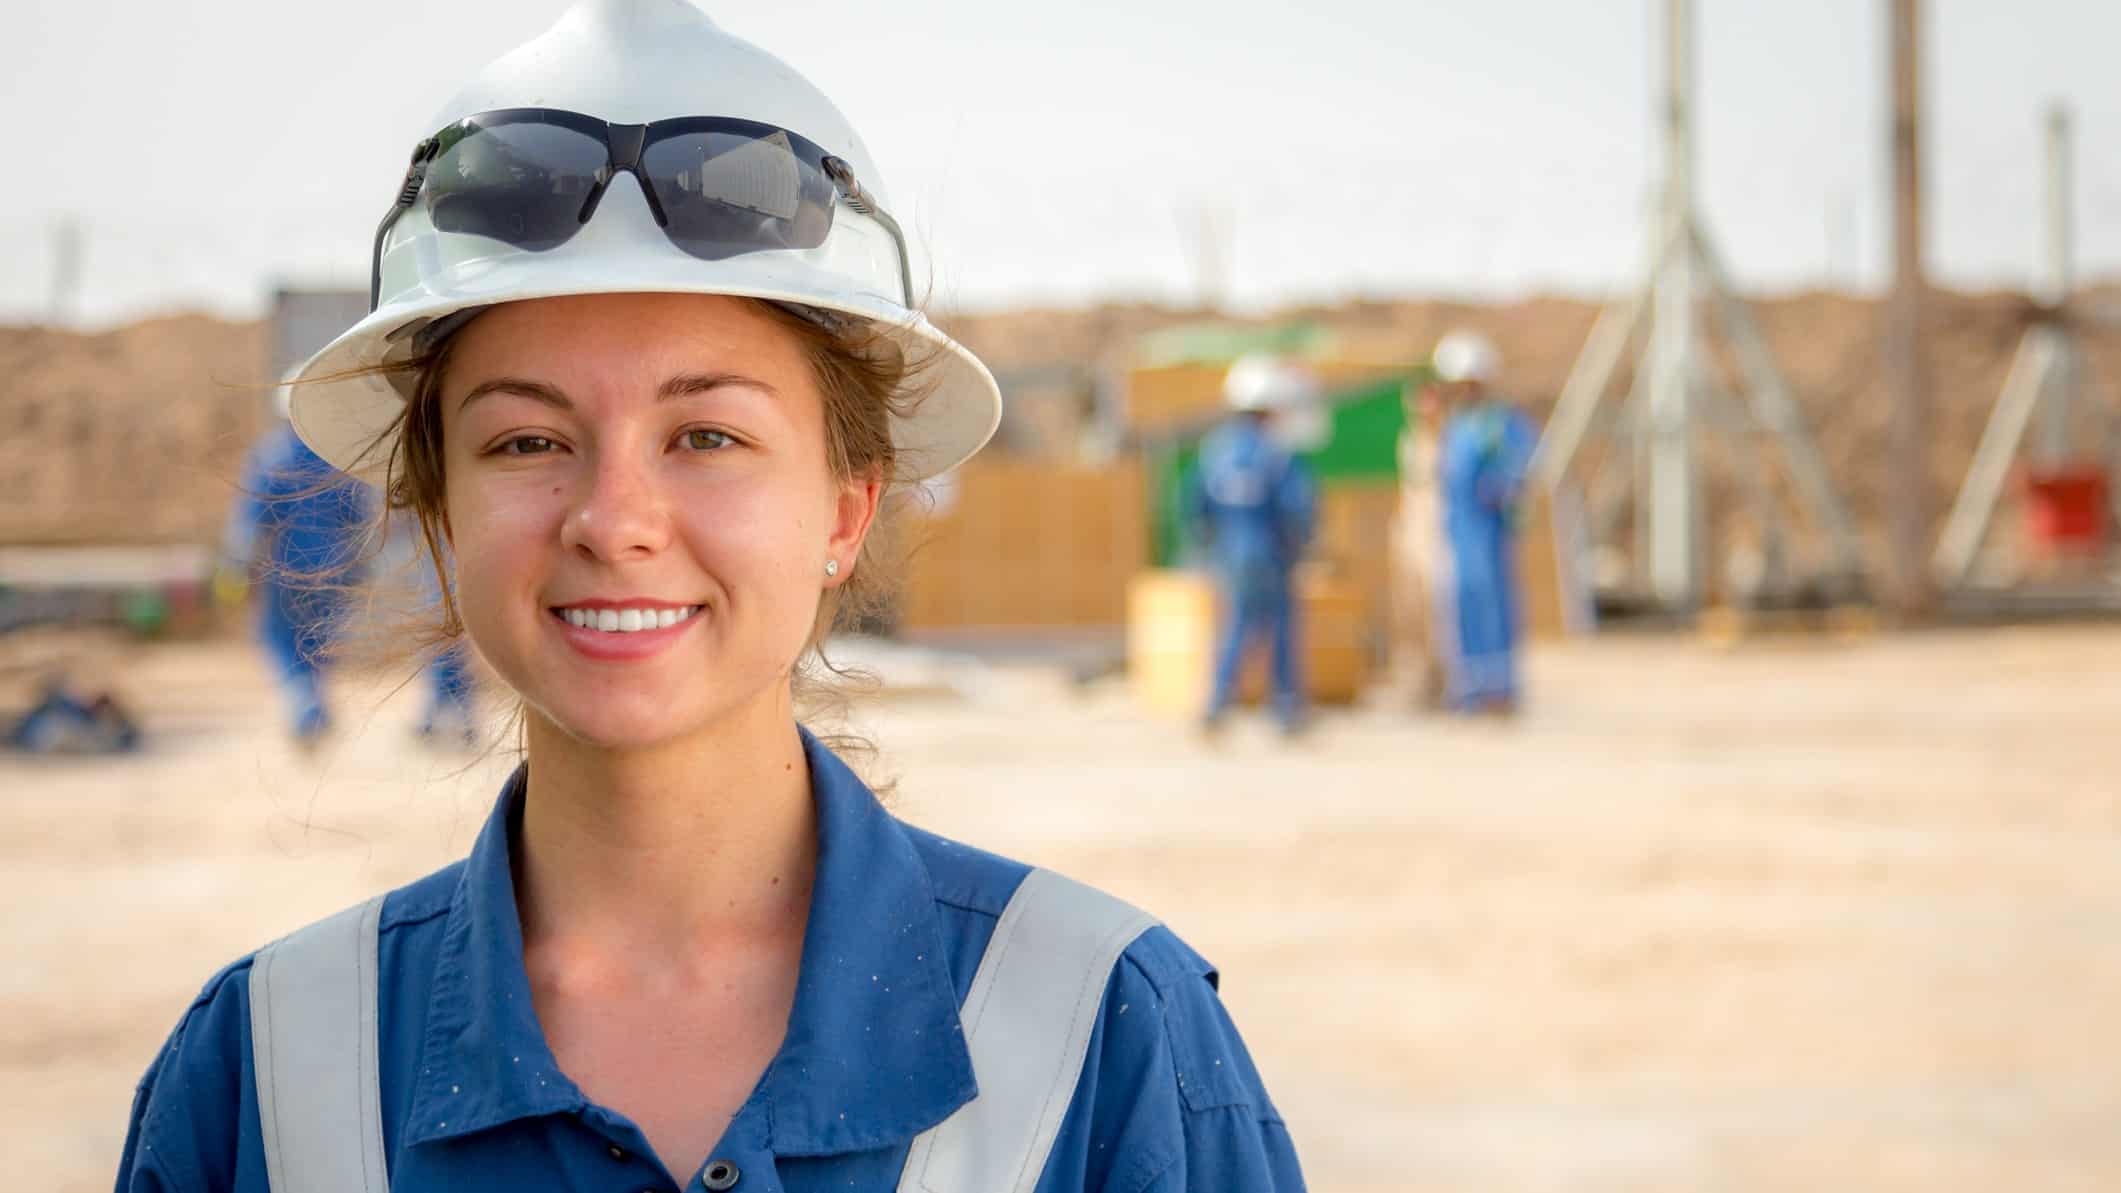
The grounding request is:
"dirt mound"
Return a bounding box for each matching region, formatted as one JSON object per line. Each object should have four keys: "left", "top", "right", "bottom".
{"left": 0, "top": 315, "right": 268, "bottom": 545}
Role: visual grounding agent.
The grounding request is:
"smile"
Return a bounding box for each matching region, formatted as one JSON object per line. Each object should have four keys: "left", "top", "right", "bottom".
{"left": 554, "top": 605, "right": 703, "bottom": 633}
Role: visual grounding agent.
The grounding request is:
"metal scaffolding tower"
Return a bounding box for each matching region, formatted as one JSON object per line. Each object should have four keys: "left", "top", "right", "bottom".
{"left": 1529, "top": 0, "right": 1864, "bottom": 613}
{"left": 1933, "top": 104, "right": 2108, "bottom": 587}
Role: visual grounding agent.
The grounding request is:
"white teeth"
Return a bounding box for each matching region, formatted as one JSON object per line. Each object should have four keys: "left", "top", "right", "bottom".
{"left": 560, "top": 605, "right": 699, "bottom": 634}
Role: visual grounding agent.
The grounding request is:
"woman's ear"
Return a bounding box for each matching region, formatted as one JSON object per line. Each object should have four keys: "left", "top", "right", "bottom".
{"left": 825, "top": 470, "right": 883, "bottom": 584}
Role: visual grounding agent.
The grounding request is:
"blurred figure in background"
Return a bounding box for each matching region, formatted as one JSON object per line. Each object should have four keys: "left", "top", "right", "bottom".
{"left": 221, "top": 381, "right": 370, "bottom": 747}
{"left": 414, "top": 556, "right": 480, "bottom": 747}
{"left": 420, "top": 639, "right": 479, "bottom": 746}
{"left": 7, "top": 674, "right": 141, "bottom": 755}
{"left": 1190, "top": 354, "right": 1320, "bottom": 736}
{"left": 1387, "top": 370, "right": 1448, "bottom": 710}
{"left": 1430, "top": 332, "right": 1537, "bottom": 716}
{"left": 391, "top": 517, "right": 481, "bottom": 747}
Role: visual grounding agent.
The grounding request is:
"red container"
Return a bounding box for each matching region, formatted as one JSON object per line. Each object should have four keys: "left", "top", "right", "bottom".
{"left": 2021, "top": 466, "right": 2110, "bottom": 555}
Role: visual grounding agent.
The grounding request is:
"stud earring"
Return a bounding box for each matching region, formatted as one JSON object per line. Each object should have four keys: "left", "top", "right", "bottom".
{"left": 824, "top": 559, "right": 840, "bottom": 578}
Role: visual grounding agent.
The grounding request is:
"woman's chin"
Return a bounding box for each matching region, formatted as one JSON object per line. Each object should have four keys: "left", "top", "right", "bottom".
{"left": 526, "top": 695, "right": 706, "bottom": 753}
{"left": 501, "top": 642, "right": 796, "bottom": 755}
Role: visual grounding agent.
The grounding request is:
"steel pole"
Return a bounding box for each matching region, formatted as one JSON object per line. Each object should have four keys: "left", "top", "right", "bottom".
{"left": 1647, "top": 0, "right": 1700, "bottom": 609}
{"left": 1885, "top": 0, "right": 1932, "bottom": 616}
{"left": 2037, "top": 103, "right": 2076, "bottom": 464}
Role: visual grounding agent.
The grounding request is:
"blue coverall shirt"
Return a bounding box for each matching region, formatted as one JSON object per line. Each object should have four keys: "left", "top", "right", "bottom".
{"left": 1191, "top": 419, "right": 1316, "bottom": 595}
{"left": 117, "top": 731, "right": 1304, "bottom": 1193}
{"left": 225, "top": 423, "right": 368, "bottom": 588}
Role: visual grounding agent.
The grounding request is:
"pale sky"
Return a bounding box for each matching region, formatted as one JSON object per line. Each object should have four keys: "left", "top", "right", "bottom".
{"left": 9, "top": 0, "right": 2121, "bottom": 326}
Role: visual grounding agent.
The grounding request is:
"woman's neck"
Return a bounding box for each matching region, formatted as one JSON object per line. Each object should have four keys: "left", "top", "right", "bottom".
{"left": 512, "top": 689, "right": 818, "bottom": 967}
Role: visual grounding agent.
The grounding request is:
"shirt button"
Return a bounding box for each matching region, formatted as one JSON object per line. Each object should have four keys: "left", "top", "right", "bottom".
{"left": 607, "top": 1143, "right": 628, "bottom": 1161}
{"left": 702, "top": 1159, "right": 740, "bottom": 1190}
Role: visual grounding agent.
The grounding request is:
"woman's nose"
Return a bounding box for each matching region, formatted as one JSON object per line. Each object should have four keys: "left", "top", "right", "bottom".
{"left": 558, "top": 447, "right": 672, "bottom": 562}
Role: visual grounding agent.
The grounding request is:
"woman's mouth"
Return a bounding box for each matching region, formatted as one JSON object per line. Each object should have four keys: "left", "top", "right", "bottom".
{"left": 554, "top": 604, "right": 703, "bottom": 633}
{"left": 548, "top": 602, "right": 704, "bottom": 661}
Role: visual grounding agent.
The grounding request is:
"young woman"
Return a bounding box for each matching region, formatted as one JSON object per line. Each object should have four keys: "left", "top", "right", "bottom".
{"left": 116, "top": 3, "right": 1303, "bottom": 1192}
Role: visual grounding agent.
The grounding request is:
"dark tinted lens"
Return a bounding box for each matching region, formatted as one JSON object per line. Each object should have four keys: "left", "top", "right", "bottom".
{"left": 424, "top": 122, "right": 608, "bottom": 252}
{"left": 642, "top": 130, "right": 835, "bottom": 260}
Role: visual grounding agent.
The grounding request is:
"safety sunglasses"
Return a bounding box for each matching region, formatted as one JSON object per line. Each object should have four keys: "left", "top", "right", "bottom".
{"left": 369, "top": 107, "right": 913, "bottom": 311}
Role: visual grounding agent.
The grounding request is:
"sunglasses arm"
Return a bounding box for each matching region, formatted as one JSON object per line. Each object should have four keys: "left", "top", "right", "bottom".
{"left": 370, "top": 139, "right": 440, "bottom": 312}
{"left": 823, "top": 156, "right": 915, "bottom": 311}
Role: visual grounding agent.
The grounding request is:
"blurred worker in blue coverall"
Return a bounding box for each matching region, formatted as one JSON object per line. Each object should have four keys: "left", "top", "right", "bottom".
{"left": 222, "top": 382, "right": 370, "bottom": 746}
{"left": 1429, "top": 331, "right": 1539, "bottom": 716}
{"left": 1189, "top": 354, "right": 1320, "bottom": 736}
{"left": 410, "top": 537, "right": 480, "bottom": 747}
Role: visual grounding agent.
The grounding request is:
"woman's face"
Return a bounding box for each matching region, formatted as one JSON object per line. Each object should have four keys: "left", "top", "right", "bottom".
{"left": 439, "top": 293, "right": 879, "bottom": 751}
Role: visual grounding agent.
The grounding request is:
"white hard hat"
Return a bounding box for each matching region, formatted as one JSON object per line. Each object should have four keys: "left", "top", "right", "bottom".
{"left": 1222, "top": 354, "right": 1320, "bottom": 412}
{"left": 271, "top": 366, "right": 300, "bottom": 421}
{"left": 1431, "top": 331, "right": 1500, "bottom": 385}
{"left": 287, "top": 0, "right": 999, "bottom": 483}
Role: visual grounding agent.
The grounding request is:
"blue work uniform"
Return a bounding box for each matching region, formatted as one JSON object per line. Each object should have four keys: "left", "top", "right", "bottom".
{"left": 1434, "top": 401, "right": 1538, "bottom": 711}
{"left": 224, "top": 424, "right": 370, "bottom": 740}
{"left": 420, "top": 640, "right": 477, "bottom": 741}
{"left": 410, "top": 545, "right": 477, "bottom": 743}
{"left": 116, "top": 730, "right": 1305, "bottom": 1193}
{"left": 1190, "top": 418, "right": 1318, "bottom": 728}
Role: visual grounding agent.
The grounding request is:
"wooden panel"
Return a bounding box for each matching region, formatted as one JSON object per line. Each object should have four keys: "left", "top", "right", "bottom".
{"left": 898, "top": 459, "right": 1146, "bottom": 630}
{"left": 1517, "top": 489, "right": 1595, "bottom": 639}
{"left": 1124, "top": 364, "right": 1229, "bottom": 437}
{"left": 1314, "top": 483, "right": 1400, "bottom": 644}
{"left": 1256, "top": 480, "right": 1594, "bottom": 665}
{"left": 1126, "top": 567, "right": 1368, "bottom": 718}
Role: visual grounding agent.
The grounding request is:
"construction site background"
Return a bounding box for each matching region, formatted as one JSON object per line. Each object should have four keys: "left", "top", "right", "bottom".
{"left": 8, "top": 286, "right": 2114, "bottom": 579}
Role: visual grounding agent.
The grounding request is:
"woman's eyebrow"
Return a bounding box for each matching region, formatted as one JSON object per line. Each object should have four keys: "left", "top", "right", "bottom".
{"left": 659, "top": 372, "right": 779, "bottom": 400}
{"left": 458, "top": 377, "right": 571, "bottom": 411}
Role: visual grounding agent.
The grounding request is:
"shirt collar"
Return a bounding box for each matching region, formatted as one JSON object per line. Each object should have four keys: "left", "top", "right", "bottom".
{"left": 400, "top": 765, "right": 583, "bottom": 1148}
{"left": 402, "top": 729, "right": 975, "bottom": 1155}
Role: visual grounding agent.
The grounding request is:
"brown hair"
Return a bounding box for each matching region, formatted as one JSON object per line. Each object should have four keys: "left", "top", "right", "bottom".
{"left": 353, "top": 298, "right": 931, "bottom": 754}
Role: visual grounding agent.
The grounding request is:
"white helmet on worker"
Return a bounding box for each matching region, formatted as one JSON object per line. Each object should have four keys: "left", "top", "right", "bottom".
{"left": 287, "top": 0, "right": 1000, "bottom": 484}
{"left": 1223, "top": 353, "right": 1320, "bottom": 413}
{"left": 1431, "top": 331, "right": 1500, "bottom": 386}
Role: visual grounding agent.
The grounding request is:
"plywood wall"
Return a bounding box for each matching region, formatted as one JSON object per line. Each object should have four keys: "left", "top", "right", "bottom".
{"left": 896, "top": 459, "right": 1146, "bottom": 629}
{"left": 1313, "top": 481, "right": 1586, "bottom": 645}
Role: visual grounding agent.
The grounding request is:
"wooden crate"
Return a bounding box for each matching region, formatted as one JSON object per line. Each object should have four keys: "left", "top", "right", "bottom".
{"left": 1314, "top": 482, "right": 1400, "bottom": 641}
{"left": 1126, "top": 566, "right": 1367, "bottom": 719}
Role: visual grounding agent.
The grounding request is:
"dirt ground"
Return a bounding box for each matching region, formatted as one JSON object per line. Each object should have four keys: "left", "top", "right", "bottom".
{"left": 6, "top": 624, "right": 2121, "bottom": 1192}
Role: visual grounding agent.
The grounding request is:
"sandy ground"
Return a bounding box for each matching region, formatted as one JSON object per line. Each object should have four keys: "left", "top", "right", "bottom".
{"left": 6, "top": 624, "right": 2121, "bottom": 1192}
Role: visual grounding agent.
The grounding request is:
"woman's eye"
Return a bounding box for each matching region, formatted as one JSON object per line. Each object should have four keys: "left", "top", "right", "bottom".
{"left": 498, "top": 435, "right": 556, "bottom": 456}
{"left": 684, "top": 428, "right": 735, "bottom": 452}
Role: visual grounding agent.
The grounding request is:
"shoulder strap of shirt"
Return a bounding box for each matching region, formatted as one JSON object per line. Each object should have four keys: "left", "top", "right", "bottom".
{"left": 248, "top": 895, "right": 389, "bottom": 1193}
{"left": 245, "top": 870, "right": 1154, "bottom": 1193}
{"left": 898, "top": 867, "right": 1159, "bottom": 1193}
